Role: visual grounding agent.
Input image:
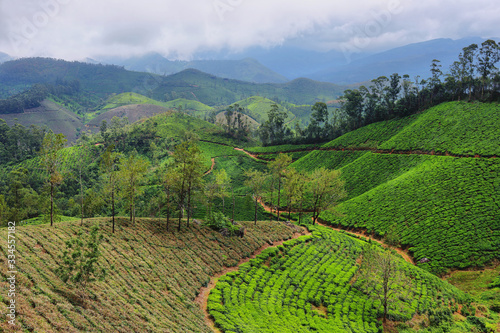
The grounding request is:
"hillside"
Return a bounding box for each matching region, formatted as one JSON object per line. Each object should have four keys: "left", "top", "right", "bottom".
{"left": 0, "top": 219, "right": 300, "bottom": 332}
{"left": 0, "top": 99, "right": 83, "bottom": 142}
{"left": 0, "top": 58, "right": 344, "bottom": 106}
{"left": 290, "top": 101, "right": 500, "bottom": 275}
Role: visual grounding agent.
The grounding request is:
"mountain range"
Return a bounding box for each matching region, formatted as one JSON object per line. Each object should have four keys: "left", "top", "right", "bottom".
{"left": 1, "top": 37, "right": 495, "bottom": 85}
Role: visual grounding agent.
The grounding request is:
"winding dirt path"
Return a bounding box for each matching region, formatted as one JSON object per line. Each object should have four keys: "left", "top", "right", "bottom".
{"left": 195, "top": 228, "right": 309, "bottom": 332}
{"left": 204, "top": 158, "right": 216, "bottom": 175}
{"left": 316, "top": 220, "right": 415, "bottom": 265}
{"left": 257, "top": 199, "right": 415, "bottom": 265}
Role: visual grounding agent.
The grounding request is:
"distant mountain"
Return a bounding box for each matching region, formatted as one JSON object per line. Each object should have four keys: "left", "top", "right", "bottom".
{"left": 0, "top": 58, "right": 345, "bottom": 106}
{"left": 101, "top": 53, "right": 289, "bottom": 83}
{"left": 308, "top": 37, "right": 495, "bottom": 84}
{"left": 0, "top": 52, "right": 12, "bottom": 64}
{"left": 217, "top": 37, "right": 497, "bottom": 84}
{"left": 212, "top": 45, "right": 354, "bottom": 81}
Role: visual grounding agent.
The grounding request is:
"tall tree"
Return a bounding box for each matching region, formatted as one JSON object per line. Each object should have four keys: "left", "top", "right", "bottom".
{"left": 40, "top": 131, "right": 67, "bottom": 226}
{"left": 171, "top": 141, "right": 205, "bottom": 231}
{"left": 462, "top": 43, "right": 478, "bottom": 101}
{"left": 478, "top": 39, "right": 500, "bottom": 98}
{"left": 340, "top": 89, "right": 364, "bottom": 130}
{"left": 215, "top": 169, "right": 230, "bottom": 214}
{"left": 100, "top": 145, "right": 120, "bottom": 233}
{"left": 309, "top": 168, "right": 346, "bottom": 223}
{"left": 258, "top": 104, "right": 289, "bottom": 146}
{"left": 268, "top": 153, "right": 292, "bottom": 222}
{"left": 118, "top": 151, "right": 150, "bottom": 225}
{"left": 244, "top": 169, "right": 268, "bottom": 225}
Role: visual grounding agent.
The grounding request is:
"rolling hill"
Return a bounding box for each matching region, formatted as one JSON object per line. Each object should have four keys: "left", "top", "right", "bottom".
{"left": 0, "top": 58, "right": 345, "bottom": 106}
{"left": 0, "top": 99, "right": 83, "bottom": 142}
{"left": 291, "top": 101, "right": 500, "bottom": 275}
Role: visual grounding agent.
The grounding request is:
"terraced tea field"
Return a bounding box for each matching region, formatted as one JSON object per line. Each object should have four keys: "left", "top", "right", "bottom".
{"left": 208, "top": 225, "right": 472, "bottom": 332}
{"left": 0, "top": 219, "right": 300, "bottom": 332}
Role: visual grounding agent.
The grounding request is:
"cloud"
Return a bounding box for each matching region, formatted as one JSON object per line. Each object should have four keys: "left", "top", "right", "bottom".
{"left": 0, "top": 0, "right": 498, "bottom": 60}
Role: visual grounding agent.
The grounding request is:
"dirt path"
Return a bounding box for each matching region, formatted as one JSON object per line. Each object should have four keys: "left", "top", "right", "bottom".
{"left": 195, "top": 228, "right": 309, "bottom": 332}
{"left": 234, "top": 145, "right": 497, "bottom": 160}
{"left": 256, "top": 199, "right": 414, "bottom": 265}
{"left": 204, "top": 158, "right": 215, "bottom": 175}
{"left": 316, "top": 220, "right": 415, "bottom": 265}
{"left": 234, "top": 147, "right": 268, "bottom": 161}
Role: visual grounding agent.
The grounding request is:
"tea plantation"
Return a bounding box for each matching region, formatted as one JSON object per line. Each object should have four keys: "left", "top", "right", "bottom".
{"left": 208, "top": 225, "right": 472, "bottom": 332}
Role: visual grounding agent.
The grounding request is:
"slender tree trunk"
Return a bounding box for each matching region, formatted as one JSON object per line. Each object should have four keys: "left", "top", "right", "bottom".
{"left": 80, "top": 168, "right": 84, "bottom": 226}
{"left": 232, "top": 188, "right": 235, "bottom": 220}
{"left": 112, "top": 190, "right": 115, "bottom": 233}
{"left": 277, "top": 178, "right": 281, "bottom": 222}
{"left": 50, "top": 183, "right": 54, "bottom": 227}
{"left": 187, "top": 188, "right": 191, "bottom": 228}
{"left": 254, "top": 196, "right": 258, "bottom": 225}
{"left": 178, "top": 203, "right": 182, "bottom": 232}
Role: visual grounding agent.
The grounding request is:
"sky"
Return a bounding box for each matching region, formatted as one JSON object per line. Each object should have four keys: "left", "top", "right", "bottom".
{"left": 0, "top": 0, "right": 499, "bottom": 60}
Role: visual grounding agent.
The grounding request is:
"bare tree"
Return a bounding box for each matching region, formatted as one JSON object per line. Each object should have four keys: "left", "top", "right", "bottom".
{"left": 356, "top": 244, "right": 408, "bottom": 324}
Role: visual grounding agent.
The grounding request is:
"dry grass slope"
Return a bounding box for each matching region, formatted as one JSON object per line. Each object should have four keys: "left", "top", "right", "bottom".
{"left": 0, "top": 218, "right": 299, "bottom": 332}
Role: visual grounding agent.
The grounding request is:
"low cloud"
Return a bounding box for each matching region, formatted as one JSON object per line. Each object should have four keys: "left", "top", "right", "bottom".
{"left": 0, "top": 0, "right": 498, "bottom": 60}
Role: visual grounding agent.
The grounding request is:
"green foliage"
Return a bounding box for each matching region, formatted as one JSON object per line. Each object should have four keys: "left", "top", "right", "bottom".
{"left": 209, "top": 226, "right": 471, "bottom": 332}
{"left": 204, "top": 211, "right": 239, "bottom": 236}
{"left": 323, "top": 115, "right": 418, "bottom": 149}
{"left": 322, "top": 156, "right": 500, "bottom": 274}
{"left": 380, "top": 102, "right": 500, "bottom": 156}
{"left": 55, "top": 224, "right": 107, "bottom": 293}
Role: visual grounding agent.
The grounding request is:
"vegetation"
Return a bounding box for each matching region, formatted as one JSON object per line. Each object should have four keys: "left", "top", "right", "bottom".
{"left": 55, "top": 224, "right": 107, "bottom": 297}
{"left": 209, "top": 225, "right": 477, "bottom": 332}
{"left": 0, "top": 219, "right": 299, "bottom": 332}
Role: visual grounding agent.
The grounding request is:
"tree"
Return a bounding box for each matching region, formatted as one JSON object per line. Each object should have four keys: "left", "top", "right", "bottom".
{"left": 306, "top": 102, "right": 330, "bottom": 142}
{"left": 0, "top": 195, "right": 7, "bottom": 226}
{"left": 462, "top": 43, "right": 478, "bottom": 101}
{"left": 73, "top": 139, "right": 97, "bottom": 226}
{"left": 118, "top": 151, "right": 150, "bottom": 224}
{"left": 478, "top": 39, "right": 500, "bottom": 98}
{"left": 40, "top": 131, "right": 67, "bottom": 226}
{"left": 215, "top": 169, "right": 230, "bottom": 214}
{"left": 309, "top": 168, "right": 346, "bottom": 223}
{"left": 340, "top": 89, "right": 364, "bottom": 130}
{"left": 244, "top": 169, "right": 268, "bottom": 225}
{"left": 356, "top": 244, "right": 407, "bottom": 324}
{"left": 100, "top": 145, "right": 120, "bottom": 233}
{"left": 293, "top": 170, "right": 310, "bottom": 225}
{"left": 283, "top": 168, "right": 300, "bottom": 220}
{"left": 258, "top": 104, "right": 289, "bottom": 146}
{"left": 268, "top": 153, "right": 292, "bottom": 222}
{"left": 171, "top": 141, "right": 205, "bottom": 231}
{"left": 55, "top": 224, "right": 107, "bottom": 299}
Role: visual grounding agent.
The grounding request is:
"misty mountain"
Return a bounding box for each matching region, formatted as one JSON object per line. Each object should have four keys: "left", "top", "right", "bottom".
{"left": 308, "top": 37, "right": 493, "bottom": 84}
{"left": 100, "top": 53, "right": 289, "bottom": 84}
{"left": 213, "top": 37, "right": 495, "bottom": 84}
{"left": 0, "top": 52, "right": 12, "bottom": 64}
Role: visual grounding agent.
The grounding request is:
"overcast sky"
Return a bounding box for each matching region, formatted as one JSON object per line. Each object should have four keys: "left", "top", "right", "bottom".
{"left": 0, "top": 0, "right": 498, "bottom": 60}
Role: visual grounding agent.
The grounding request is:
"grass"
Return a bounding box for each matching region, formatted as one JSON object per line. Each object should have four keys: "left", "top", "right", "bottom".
{"left": 0, "top": 218, "right": 299, "bottom": 332}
